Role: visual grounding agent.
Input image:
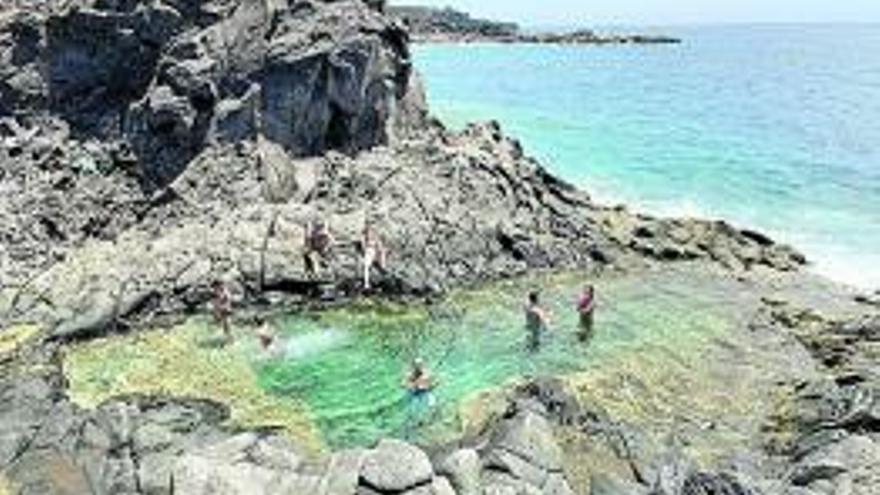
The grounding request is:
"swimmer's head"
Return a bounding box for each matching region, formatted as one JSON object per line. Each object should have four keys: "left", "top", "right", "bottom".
{"left": 413, "top": 357, "right": 425, "bottom": 372}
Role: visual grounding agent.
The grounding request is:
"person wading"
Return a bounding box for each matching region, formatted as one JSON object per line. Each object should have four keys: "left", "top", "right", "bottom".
{"left": 361, "top": 222, "right": 387, "bottom": 291}
{"left": 403, "top": 357, "right": 437, "bottom": 432}
{"left": 524, "top": 291, "right": 551, "bottom": 351}
{"left": 576, "top": 284, "right": 596, "bottom": 342}
{"left": 212, "top": 281, "right": 233, "bottom": 345}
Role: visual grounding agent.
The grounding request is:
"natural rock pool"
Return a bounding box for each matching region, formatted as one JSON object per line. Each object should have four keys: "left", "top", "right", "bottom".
{"left": 68, "top": 265, "right": 828, "bottom": 456}
{"left": 255, "top": 268, "right": 750, "bottom": 449}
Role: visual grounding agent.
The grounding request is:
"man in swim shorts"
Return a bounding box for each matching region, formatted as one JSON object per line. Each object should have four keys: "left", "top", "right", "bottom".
{"left": 524, "top": 291, "right": 551, "bottom": 351}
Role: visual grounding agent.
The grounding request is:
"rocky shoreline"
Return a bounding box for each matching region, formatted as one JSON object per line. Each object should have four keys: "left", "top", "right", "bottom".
{"left": 0, "top": 1, "right": 876, "bottom": 494}
{"left": 388, "top": 6, "right": 681, "bottom": 45}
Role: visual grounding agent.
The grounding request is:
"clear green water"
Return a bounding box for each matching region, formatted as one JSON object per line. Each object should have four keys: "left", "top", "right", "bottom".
{"left": 257, "top": 269, "right": 747, "bottom": 448}
{"left": 412, "top": 25, "right": 880, "bottom": 289}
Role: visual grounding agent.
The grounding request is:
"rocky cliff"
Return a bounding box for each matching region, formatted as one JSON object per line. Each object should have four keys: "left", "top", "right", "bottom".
{"left": 0, "top": 0, "right": 425, "bottom": 283}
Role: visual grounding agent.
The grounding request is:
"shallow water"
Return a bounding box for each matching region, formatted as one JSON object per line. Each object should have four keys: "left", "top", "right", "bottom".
{"left": 412, "top": 25, "right": 880, "bottom": 289}
{"left": 256, "top": 268, "right": 753, "bottom": 448}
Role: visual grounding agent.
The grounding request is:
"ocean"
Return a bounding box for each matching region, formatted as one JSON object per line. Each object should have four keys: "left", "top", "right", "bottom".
{"left": 412, "top": 24, "right": 880, "bottom": 290}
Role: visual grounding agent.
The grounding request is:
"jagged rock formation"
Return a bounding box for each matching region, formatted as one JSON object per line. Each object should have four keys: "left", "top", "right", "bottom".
{"left": 760, "top": 307, "right": 880, "bottom": 495}
{"left": 0, "top": 115, "right": 806, "bottom": 343}
{"left": 0, "top": 356, "right": 581, "bottom": 495}
{"left": 0, "top": 0, "right": 424, "bottom": 289}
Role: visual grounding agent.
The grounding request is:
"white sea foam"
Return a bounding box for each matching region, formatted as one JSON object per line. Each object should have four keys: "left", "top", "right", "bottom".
{"left": 277, "top": 328, "right": 350, "bottom": 361}
{"left": 805, "top": 248, "right": 880, "bottom": 291}
{"left": 581, "top": 176, "right": 879, "bottom": 291}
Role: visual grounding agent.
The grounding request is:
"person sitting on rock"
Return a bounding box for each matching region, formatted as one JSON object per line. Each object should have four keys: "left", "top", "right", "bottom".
{"left": 303, "top": 220, "right": 335, "bottom": 277}
{"left": 525, "top": 291, "right": 551, "bottom": 351}
{"left": 212, "top": 281, "right": 233, "bottom": 344}
{"left": 361, "top": 222, "right": 388, "bottom": 291}
{"left": 576, "top": 284, "right": 596, "bottom": 342}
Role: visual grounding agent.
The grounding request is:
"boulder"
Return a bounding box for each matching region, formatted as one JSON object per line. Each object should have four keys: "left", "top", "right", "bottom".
{"left": 360, "top": 439, "right": 434, "bottom": 492}
{"left": 170, "top": 433, "right": 304, "bottom": 495}
{"left": 438, "top": 448, "right": 482, "bottom": 495}
{"left": 321, "top": 448, "right": 368, "bottom": 495}
{"left": 431, "top": 476, "right": 457, "bottom": 495}
{"left": 681, "top": 472, "right": 754, "bottom": 495}
{"left": 790, "top": 435, "right": 880, "bottom": 488}
{"left": 488, "top": 410, "right": 563, "bottom": 472}
{"left": 589, "top": 474, "right": 650, "bottom": 495}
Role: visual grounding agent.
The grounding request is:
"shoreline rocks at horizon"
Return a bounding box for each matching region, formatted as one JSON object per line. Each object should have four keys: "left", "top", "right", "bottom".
{"left": 388, "top": 6, "right": 682, "bottom": 45}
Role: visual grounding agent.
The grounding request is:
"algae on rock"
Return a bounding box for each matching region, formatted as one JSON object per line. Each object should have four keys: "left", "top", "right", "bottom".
{"left": 63, "top": 318, "right": 325, "bottom": 455}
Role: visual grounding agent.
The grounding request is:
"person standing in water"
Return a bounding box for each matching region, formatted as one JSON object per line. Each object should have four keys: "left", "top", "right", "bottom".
{"left": 403, "top": 358, "right": 437, "bottom": 433}
{"left": 212, "top": 281, "right": 233, "bottom": 345}
{"left": 405, "top": 358, "right": 436, "bottom": 400}
{"left": 361, "top": 223, "right": 387, "bottom": 291}
{"left": 525, "top": 291, "right": 551, "bottom": 351}
{"left": 576, "top": 285, "right": 596, "bottom": 342}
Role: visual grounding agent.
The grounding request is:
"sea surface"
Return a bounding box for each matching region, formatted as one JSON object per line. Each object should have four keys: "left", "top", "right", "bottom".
{"left": 412, "top": 24, "right": 880, "bottom": 289}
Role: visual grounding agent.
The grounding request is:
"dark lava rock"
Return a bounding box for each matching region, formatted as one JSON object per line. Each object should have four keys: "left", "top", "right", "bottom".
{"left": 680, "top": 472, "right": 754, "bottom": 495}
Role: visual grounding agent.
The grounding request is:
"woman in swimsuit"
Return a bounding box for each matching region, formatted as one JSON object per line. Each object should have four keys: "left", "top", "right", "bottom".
{"left": 576, "top": 285, "right": 596, "bottom": 342}
{"left": 362, "top": 224, "right": 387, "bottom": 290}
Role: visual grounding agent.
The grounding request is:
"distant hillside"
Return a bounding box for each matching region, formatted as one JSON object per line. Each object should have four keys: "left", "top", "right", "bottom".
{"left": 389, "top": 5, "right": 680, "bottom": 44}
{"left": 388, "top": 6, "right": 520, "bottom": 40}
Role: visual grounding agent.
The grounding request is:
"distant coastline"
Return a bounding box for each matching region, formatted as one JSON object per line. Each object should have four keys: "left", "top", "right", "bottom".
{"left": 389, "top": 5, "right": 681, "bottom": 44}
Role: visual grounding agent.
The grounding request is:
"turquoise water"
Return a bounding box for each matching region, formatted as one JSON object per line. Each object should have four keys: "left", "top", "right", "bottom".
{"left": 412, "top": 25, "right": 880, "bottom": 289}
{"left": 258, "top": 271, "right": 742, "bottom": 448}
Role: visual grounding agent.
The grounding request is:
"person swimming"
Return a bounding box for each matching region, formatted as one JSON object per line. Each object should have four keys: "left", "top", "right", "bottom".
{"left": 405, "top": 358, "right": 435, "bottom": 398}
{"left": 254, "top": 316, "right": 275, "bottom": 351}
{"left": 524, "top": 291, "right": 551, "bottom": 351}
